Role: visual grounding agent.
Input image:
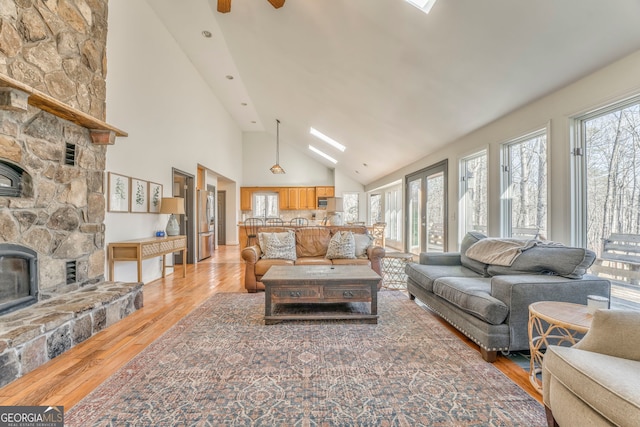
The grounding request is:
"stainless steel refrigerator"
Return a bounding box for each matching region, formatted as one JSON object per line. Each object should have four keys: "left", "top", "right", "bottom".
{"left": 197, "top": 189, "right": 215, "bottom": 260}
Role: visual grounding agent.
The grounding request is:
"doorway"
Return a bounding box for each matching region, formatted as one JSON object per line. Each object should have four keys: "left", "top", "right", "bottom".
{"left": 405, "top": 160, "right": 448, "bottom": 255}
{"left": 217, "top": 190, "right": 226, "bottom": 245}
{"left": 172, "top": 168, "right": 195, "bottom": 264}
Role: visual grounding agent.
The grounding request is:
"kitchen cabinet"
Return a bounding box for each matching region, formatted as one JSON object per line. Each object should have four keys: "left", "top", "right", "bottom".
{"left": 240, "top": 187, "right": 254, "bottom": 211}
{"left": 316, "top": 186, "right": 335, "bottom": 197}
{"left": 278, "top": 188, "right": 289, "bottom": 210}
{"left": 302, "top": 187, "right": 316, "bottom": 209}
{"left": 287, "top": 187, "right": 299, "bottom": 209}
{"left": 241, "top": 186, "right": 331, "bottom": 211}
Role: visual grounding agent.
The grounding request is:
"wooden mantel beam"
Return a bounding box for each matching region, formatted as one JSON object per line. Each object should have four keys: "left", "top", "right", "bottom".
{"left": 218, "top": 0, "right": 231, "bottom": 13}
{"left": 0, "top": 74, "right": 128, "bottom": 141}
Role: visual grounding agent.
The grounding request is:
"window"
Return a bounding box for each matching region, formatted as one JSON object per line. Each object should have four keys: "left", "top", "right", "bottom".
{"left": 385, "top": 186, "right": 402, "bottom": 243}
{"left": 252, "top": 192, "right": 279, "bottom": 218}
{"left": 343, "top": 192, "right": 360, "bottom": 223}
{"left": 501, "top": 131, "right": 547, "bottom": 239}
{"left": 574, "top": 96, "right": 640, "bottom": 310}
{"left": 460, "top": 151, "right": 487, "bottom": 238}
{"left": 370, "top": 194, "right": 383, "bottom": 224}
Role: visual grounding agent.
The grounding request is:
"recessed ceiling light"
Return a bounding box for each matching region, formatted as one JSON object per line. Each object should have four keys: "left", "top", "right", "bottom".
{"left": 202, "top": 30, "right": 212, "bottom": 38}
{"left": 241, "top": 102, "right": 247, "bottom": 106}
{"left": 309, "top": 145, "right": 338, "bottom": 164}
{"left": 310, "top": 127, "right": 346, "bottom": 152}
{"left": 406, "top": 0, "right": 437, "bottom": 14}
{"left": 251, "top": 121, "right": 256, "bottom": 124}
{"left": 225, "top": 75, "right": 234, "bottom": 80}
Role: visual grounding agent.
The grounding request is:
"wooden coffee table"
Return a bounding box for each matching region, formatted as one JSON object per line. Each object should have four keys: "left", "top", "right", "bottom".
{"left": 261, "top": 265, "right": 382, "bottom": 324}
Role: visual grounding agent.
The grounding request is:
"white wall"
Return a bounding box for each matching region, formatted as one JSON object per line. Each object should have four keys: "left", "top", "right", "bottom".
{"left": 242, "top": 132, "right": 334, "bottom": 186}
{"left": 104, "top": 1, "right": 243, "bottom": 283}
{"left": 366, "top": 49, "right": 640, "bottom": 249}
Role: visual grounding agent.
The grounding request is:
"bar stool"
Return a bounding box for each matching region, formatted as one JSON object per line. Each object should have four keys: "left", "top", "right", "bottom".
{"left": 244, "top": 217, "right": 264, "bottom": 247}
{"left": 290, "top": 217, "right": 309, "bottom": 226}
{"left": 265, "top": 218, "right": 284, "bottom": 226}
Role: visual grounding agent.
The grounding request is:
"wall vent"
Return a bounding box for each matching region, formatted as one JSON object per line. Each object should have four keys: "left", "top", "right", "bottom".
{"left": 64, "top": 143, "right": 76, "bottom": 166}
{"left": 66, "top": 260, "right": 77, "bottom": 284}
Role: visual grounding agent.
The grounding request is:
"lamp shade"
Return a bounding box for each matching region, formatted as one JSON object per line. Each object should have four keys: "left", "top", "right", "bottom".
{"left": 160, "top": 197, "right": 185, "bottom": 214}
{"left": 326, "top": 197, "right": 343, "bottom": 212}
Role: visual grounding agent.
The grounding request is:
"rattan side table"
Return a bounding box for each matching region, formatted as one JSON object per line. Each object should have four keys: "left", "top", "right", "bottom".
{"left": 528, "top": 301, "right": 593, "bottom": 393}
{"left": 381, "top": 252, "right": 414, "bottom": 290}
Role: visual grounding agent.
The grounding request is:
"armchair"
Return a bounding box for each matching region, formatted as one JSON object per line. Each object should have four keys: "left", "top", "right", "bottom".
{"left": 542, "top": 309, "right": 640, "bottom": 427}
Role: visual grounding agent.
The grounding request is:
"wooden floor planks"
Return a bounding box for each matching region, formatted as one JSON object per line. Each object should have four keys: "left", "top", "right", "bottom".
{"left": 0, "top": 245, "right": 541, "bottom": 409}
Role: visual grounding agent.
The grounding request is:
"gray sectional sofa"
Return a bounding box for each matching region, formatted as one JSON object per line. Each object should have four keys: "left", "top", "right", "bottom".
{"left": 405, "top": 232, "right": 611, "bottom": 362}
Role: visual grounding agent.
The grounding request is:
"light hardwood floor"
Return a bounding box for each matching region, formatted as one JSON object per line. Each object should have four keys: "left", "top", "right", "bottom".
{"left": 0, "top": 245, "right": 541, "bottom": 409}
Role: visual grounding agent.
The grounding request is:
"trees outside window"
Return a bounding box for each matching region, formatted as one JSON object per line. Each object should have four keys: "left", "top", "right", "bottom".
{"left": 343, "top": 193, "right": 360, "bottom": 223}
{"left": 253, "top": 192, "right": 279, "bottom": 218}
{"left": 370, "top": 194, "right": 383, "bottom": 224}
{"left": 501, "top": 131, "right": 547, "bottom": 239}
{"left": 575, "top": 97, "right": 640, "bottom": 310}
{"left": 460, "top": 151, "right": 487, "bottom": 238}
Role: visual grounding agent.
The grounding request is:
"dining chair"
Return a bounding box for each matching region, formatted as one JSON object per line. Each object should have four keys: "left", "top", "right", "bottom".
{"left": 244, "top": 217, "right": 264, "bottom": 247}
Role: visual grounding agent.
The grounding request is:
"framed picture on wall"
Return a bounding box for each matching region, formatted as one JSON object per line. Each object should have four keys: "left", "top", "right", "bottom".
{"left": 148, "top": 182, "right": 163, "bottom": 213}
{"left": 108, "top": 172, "right": 130, "bottom": 212}
{"left": 130, "top": 178, "right": 148, "bottom": 213}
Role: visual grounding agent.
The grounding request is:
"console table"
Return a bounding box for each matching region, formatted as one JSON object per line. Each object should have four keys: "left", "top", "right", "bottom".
{"left": 108, "top": 236, "right": 187, "bottom": 283}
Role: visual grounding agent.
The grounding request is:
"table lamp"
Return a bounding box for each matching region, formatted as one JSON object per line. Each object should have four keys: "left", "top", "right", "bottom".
{"left": 160, "top": 197, "right": 185, "bottom": 236}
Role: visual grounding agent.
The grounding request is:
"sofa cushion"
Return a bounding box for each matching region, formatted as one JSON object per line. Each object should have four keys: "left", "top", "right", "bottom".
{"left": 353, "top": 233, "right": 374, "bottom": 258}
{"left": 259, "top": 230, "right": 297, "bottom": 260}
{"left": 331, "top": 258, "right": 371, "bottom": 267}
{"left": 255, "top": 259, "right": 295, "bottom": 276}
{"left": 460, "top": 231, "right": 489, "bottom": 276}
{"left": 405, "top": 263, "right": 480, "bottom": 293}
{"left": 432, "top": 277, "right": 509, "bottom": 325}
{"left": 326, "top": 231, "right": 356, "bottom": 259}
{"left": 294, "top": 257, "right": 332, "bottom": 266}
{"left": 487, "top": 244, "right": 596, "bottom": 279}
{"left": 296, "top": 227, "right": 331, "bottom": 257}
{"left": 544, "top": 346, "right": 640, "bottom": 427}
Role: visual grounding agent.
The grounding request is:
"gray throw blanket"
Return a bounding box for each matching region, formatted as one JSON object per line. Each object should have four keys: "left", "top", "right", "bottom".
{"left": 465, "top": 238, "right": 538, "bottom": 266}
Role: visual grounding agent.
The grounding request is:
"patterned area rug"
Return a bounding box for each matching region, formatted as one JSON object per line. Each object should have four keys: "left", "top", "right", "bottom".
{"left": 67, "top": 291, "right": 545, "bottom": 426}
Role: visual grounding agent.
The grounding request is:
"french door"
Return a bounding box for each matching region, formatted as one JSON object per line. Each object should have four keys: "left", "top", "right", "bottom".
{"left": 405, "top": 160, "right": 448, "bottom": 255}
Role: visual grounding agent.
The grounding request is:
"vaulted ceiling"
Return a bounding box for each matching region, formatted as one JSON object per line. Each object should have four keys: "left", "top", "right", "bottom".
{"left": 147, "top": 0, "right": 640, "bottom": 185}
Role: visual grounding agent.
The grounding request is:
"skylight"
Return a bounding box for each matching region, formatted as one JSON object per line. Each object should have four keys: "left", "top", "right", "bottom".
{"left": 309, "top": 127, "right": 346, "bottom": 152}
{"left": 309, "top": 145, "right": 338, "bottom": 164}
{"left": 406, "top": 0, "right": 437, "bottom": 14}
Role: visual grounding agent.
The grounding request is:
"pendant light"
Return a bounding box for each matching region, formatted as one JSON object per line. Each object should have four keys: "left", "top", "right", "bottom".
{"left": 270, "top": 119, "right": 286, "bottom": 174}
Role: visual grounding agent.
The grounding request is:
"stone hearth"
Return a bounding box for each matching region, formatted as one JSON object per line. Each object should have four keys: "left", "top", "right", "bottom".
{"left": 0, "top": 281, "right": 142, "bottom": 387}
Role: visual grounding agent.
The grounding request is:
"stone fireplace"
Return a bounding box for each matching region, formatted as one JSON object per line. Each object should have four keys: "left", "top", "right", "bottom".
{"left": 0, "top": 79, "right": 142, "bottom": 388}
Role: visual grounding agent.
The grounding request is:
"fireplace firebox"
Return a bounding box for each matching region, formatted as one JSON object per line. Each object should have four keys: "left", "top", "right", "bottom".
{"left": 0, "top": 244, "right": 38, "bottom": 315}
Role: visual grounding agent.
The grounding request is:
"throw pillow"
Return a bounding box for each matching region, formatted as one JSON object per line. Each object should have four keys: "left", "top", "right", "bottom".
{"left": 460, "top": 231, "right": 489, "bottom": 276}
{"left": 259, "top": 231, "right": 297, "bottom": 261}
{"left": 353, "top": 233, "right": 374, "bottom": 258}
{"left": 325, "top": 231, "right": 356, "bottom": 259}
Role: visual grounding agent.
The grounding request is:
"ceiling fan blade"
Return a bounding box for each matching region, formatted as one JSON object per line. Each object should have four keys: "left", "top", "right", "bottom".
{"left": 267, "top": 0, "right": 285, "bottom": 9}
{"left": 217, "top": 0, "right": 231, "bottom": 13}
